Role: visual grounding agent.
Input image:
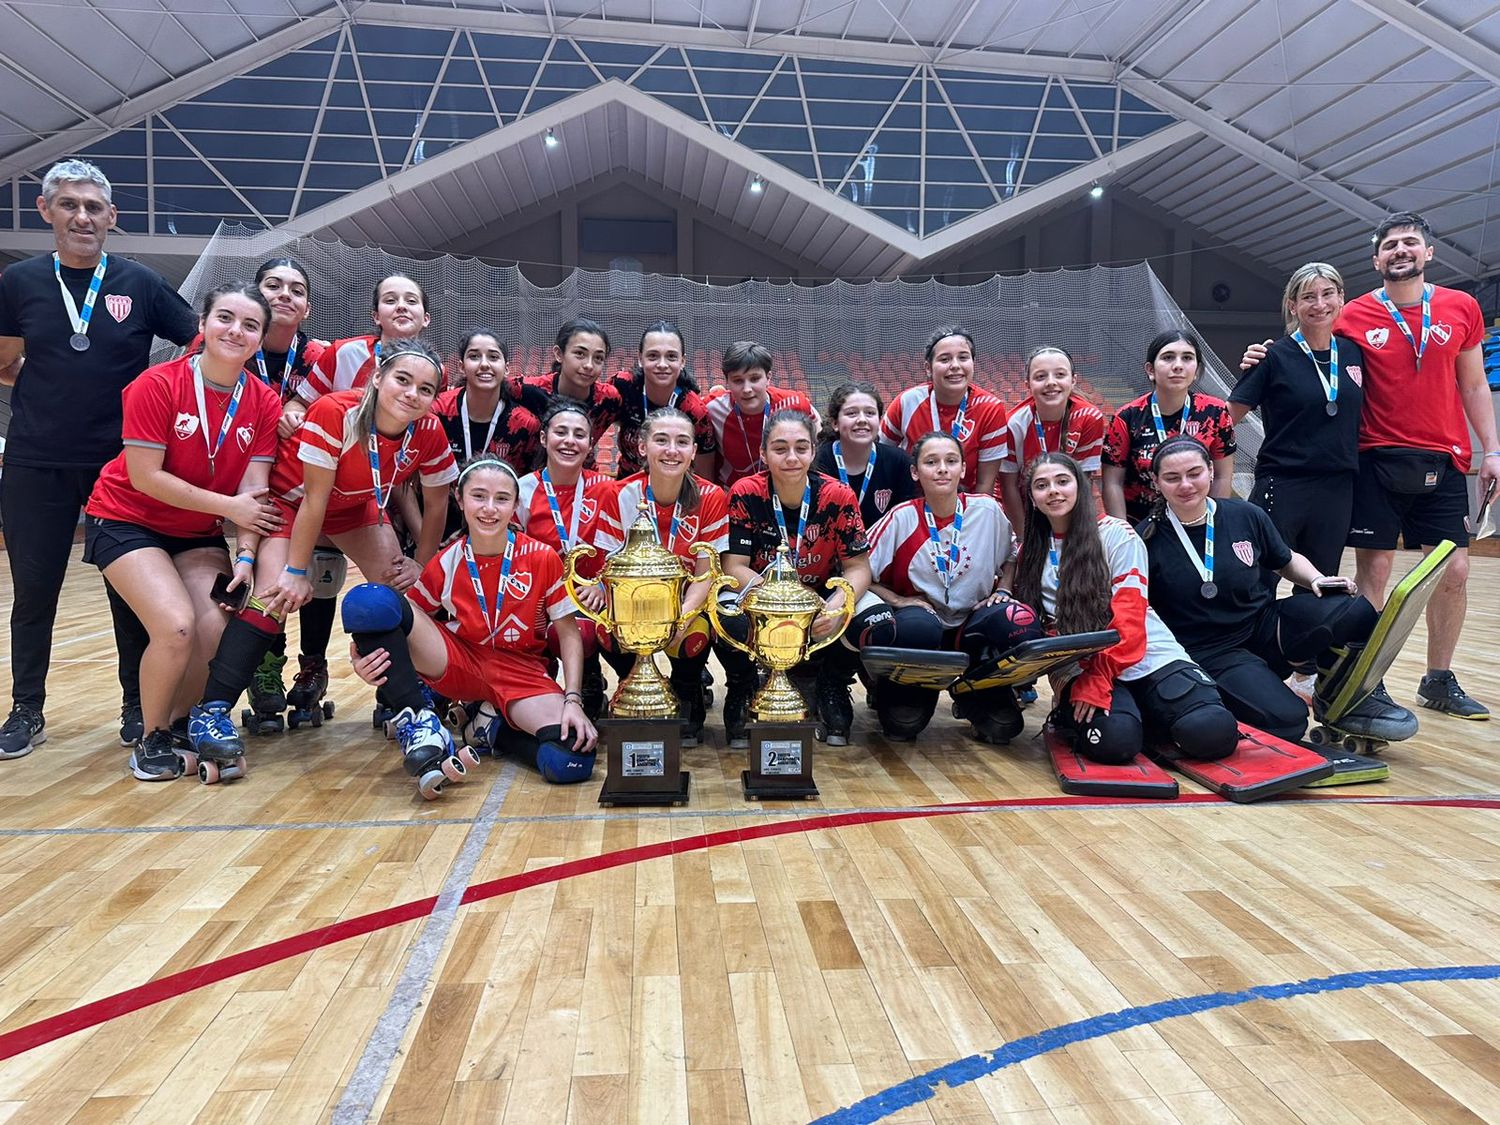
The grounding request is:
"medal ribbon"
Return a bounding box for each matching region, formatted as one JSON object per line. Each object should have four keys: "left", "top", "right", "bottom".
{"left": 368, "top": 424, "right": 415, "bottom": 518}
{"left": 190, "top": 357, "right": 248, "bottom": 476}
{"left": 644, "top": 480, "right": 682, "bottom": 549}
{"left": 463, "top": 531, "right": 514, "bottom": 646}
{"left": 930, "top": 390, "right": 969, "bottom": 444}
{"left": 1166, "top": 498, "right": 1216, "bottom": 587}
{"left": 772, "top": 481, "right": 812, "bottom": 565}
{"left": 541, "top": 468, "right": 586, "bottom": 551}
{"left": 1290, "top": 330, "right": 1338, "bottom": 408}
{"left": 1032, "top": 401, "right": 1075, "bottom": 458}
{"left": 52, "top": 252, "right": 107, "bottom": 341}
{"left": 1375, "top": 284, "right": 1432, "bottom": 371}
{"left": 733, "top": 400, "right": 768, "bottom": 475}
{"left": 254, "top": 332, "right": 299, "bottom": 395}
{"left": 1048, "top": 535, "right": 1062, "bottom": 570}
{"left": 1149, "top": 392, "right": 1191, "bottom": 444}
{"left": 460, "top": 388, "right": 502, "bottom": 461}
{"left": 832, "top": 440, "right": 876, "bottom": 506}
{"left": 921, "top": 498, "right": 964, "bottom": 598}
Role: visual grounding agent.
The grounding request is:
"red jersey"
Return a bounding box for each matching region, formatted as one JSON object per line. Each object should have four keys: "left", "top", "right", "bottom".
{"left": 271, "top": 389, "right": 457, "bottom": 516}
{"left": 87, "top": 356, "right": 282, "bottom": 537}
{"left": 298, "top": 335, "right": 381, "bottom": 403}
{"left": 409, "top": 531, "right": 572, "bottom": 656}
{"left": 727, "top": 470, "right": 868, "bottom": 593}
{"left": 880, "top": 384, "right": 1009, "bottom": 491}
{"left": 595, "top": 473, "right": 730, "bottom": 558}
{"left": 1001, "top": 398, "right": 1106, "bottom": 476}
{"left": 514, "top": 469, "right": 612, "bottom": 555}
{"left": 1336, "top": 285, "right": 1484, "bottom": 471}
{"left": 510, "top": 371, "right": 627, "bottom": 450}
{"left": 185, "top": 331, "right": 329, "bottom": 404}
{"left": 705, "top": 385, "right": 821, "bottom": 487}
{"left": 608, "top": 372, "right": 720, "bottom": 477}
{"left": 431, "top": 386, "right": 542, "bottom": 473}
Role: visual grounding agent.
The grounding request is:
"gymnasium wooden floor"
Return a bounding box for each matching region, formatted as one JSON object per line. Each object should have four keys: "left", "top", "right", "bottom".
{"left": 1, "top": 551, "right": 1498, "bottom": 1125}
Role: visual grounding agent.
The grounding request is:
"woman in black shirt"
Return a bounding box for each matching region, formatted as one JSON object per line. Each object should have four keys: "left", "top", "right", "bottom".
{"left": 813, "top": 381, "right": 915, "bottom": 532}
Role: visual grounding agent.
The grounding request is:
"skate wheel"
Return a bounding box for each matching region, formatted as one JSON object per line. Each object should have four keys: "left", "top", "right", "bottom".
{"left": 417, "top": 769, "right": 445, "bottom": 800}
{"left": 240, "top": 709, "right": 254, "bottom": 729}
{"left": 177, "top": 749, "right": 200, "bottom": 771}
{"left": 441, "top": 756, "right": 467, "bottom": 782}
{"left": 219, "top": 758, "right": 247, "bottom": 782}
{"left": 323, "top": 701, "right": 335, "bottom": 719}
{"left": 199, "top": 760, "right": 220, "bottom": 784}
{"left": 1307, "top": 726, "right": 1328, "bottom": 746}
{"left": 383, "top": 720, "right": 396, "bottom": 741}
{"left": 310, "top": 708, "right": 323, "bottom": 728}
{"left": 287, "top": 713, "right": 301, "bottom": 730}
{"left": 457, "top": 745, "right": 481, "bottom": 770}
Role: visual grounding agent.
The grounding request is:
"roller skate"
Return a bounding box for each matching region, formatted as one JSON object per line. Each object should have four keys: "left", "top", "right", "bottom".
{"left": 242, "top": 651, "right": 288, "bottom": 735}
{"left": 814, "top": 663, "right": 854, "bottom": 746}
{"left": 952, "top": 687, "right": 1025, "bottom": 745}
{"left": 375, "top": 681, "right": 435, "bottom": 739}
{"left": 286, "top": 655, "right": 335, "bottom": 730}
{"left": 457, "top": 701, "right": 502, "bottom": 756}
{"left": 671, "top": 671, "right": 707, "bottom": 748}
{"left": 185, "top": 702, "right": 249, "bottom": 785}
{"left": 394, "top": 706, "right": 480, "bottom": 800}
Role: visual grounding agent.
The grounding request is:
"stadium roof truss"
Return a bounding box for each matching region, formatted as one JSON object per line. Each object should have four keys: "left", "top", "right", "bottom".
{"left": 0, "top": 0, "right": 1496, "bottom": 285}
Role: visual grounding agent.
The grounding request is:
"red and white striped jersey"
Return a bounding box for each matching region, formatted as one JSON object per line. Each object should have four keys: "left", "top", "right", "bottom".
{"left": 867, "top": 494, "right": 1014, "bottom": 628}
{"left": 297, "top": 335, "right": 380, "bottom": 403}
{"left": 880, "top": 384, "right": 1009, "bottom": 491}
{"left": 704, "top": 385, "right": 820, "bottom": 487}
{"left": 1001, "top": 398, "right": 1106, "bottom": 475}
{"left": 594, "top": 473, "right": 730, "bottom": 559}
{"left": 513, "top": 469, "right": 612, "bottom": 555}
{"left": 409, "top": 531, "right": 572, "bottom": 655}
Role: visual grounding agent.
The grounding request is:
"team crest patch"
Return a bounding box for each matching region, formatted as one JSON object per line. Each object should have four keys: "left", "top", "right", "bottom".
{"left": 957, "top": 418, "right": 976, "bottom": 442}
{"left": 1346, "top": 365, "right": 1362, "bottom": 386}
{"left": 1365, "top": 327, "right": 1389, "bottom": 348}
{"left": 499, "top": 614, "right": 526, "bottom": 644}
{"left": 236, "top": 425, "right": 254, "bottom": 451}
{"left": 678, "top": 515, "right": 699, "bottom": 541}
{"left": 1233, "top": 540, "right": 1254, "bottom": 567}
{"left": 104, "top": 294, "right": 132, "bottom": 322}
{"left": 874, "top": 488, "right": 892, "bottom": 512}
{"left": 1430, "top": 322, "right": 1452, "bottom": 345}
{"left": 174, "top": 412, "right": 199, "bottom": 440}
{"left": 579, "top": 498, "right": 597, "bottom": 524}
{"left": 395, "top": 444, "right": 415, "bottom": 469}
{"left": 505, "top": 572, "right": 533, "bottom": 598}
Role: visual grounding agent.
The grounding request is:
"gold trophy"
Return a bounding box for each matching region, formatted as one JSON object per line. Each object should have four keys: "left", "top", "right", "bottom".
{"left": 708, "top": 546, "right": 856, "bottom": 799}
{"left": 565, "top": 501, "right": 732, "bottom": 805}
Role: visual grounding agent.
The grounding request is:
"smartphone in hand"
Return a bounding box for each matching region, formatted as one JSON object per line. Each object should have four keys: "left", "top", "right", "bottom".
{"left": 211, "top": 572, "right": 251, "bottom": 612}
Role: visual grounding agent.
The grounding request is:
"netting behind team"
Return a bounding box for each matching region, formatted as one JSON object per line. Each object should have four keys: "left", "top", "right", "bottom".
{"left": 169, "top": 222, "right": 1262, "bottom": 484}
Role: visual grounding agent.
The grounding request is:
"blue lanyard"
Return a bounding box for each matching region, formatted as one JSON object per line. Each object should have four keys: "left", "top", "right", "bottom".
{"left": 52, "top": 252, "right": 107, "bottom": 342}
{"left": 1149, "top": 392, "right": 1191, "bottom": 443}
{"left": 1376, "top": 284, "right": 1432, "bottom": 371}
{"left": 644, "top": 480, "right": 682, "bottom": 548}
{"left": 832, "top": 441, "right": 875, "bottom": 506}
{"left": 733, "top": 400, "right": 769, "bottom": 474}
{"left": 368, "top": 424, "right": 415, "bottom": 518}
{"left": 772, "top": 481, "right": 812, "bottom": 564}
{"left": 255, "top": 333, "right": 300, "bottom": 393}
{"left": 1048, "top": 535, "right": 1061, "bottom": 570}
{"left": 190, "top": 357, "right": 247, "bottom": 476}
{"left": 930, "top": 390, "right": 969, "bottom": 442}
{"left": 541, "top": 468, "right": 585, "bottom": 550}
{"left": 463, "top": 532, "right": 514, "bottom": 646}
{"left": 1290, "top": 330, "right": 1339, "bottom": 407}
{"left": 921, "top": 498, "right": 963, "bottom": 600}
{"left": 1166, "top": 499, "right": 1217, "bottom": 591}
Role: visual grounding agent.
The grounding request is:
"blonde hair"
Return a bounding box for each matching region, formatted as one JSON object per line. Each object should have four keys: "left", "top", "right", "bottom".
{"left": 352, "top": 338, "right": 444, "bottom": 443}
{"left": 1282, "top": 263, "right": 1344, "bottom": 334}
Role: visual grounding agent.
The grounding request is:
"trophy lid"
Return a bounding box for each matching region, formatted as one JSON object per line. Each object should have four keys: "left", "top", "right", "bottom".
{"left": 742, "top": 545, "right": 822, "bottom": 613}
{"left": 602, "top": 499, "right": 689, "bottom": 580}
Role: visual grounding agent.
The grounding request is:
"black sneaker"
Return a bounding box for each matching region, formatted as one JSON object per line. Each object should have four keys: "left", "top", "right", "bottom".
{"left": 130, "top": 728, "right": 184, "bottom": 781}
{"left": 815, "top": 670, "right": 854, "bottom": 746}
{"left": 723, "top": 688, "right": 752, "bottom": 749}
{"left": 169, "top": 717, "right": 192, "bottom": 752}
{"left": 0, "top": 705, "right": 46, "bottom": 760}
{"left": 119, "top": 703, "right": 144, "bottom": 747}
{"left": 1417, "top": 671, "right": 1490, "bottom": 720}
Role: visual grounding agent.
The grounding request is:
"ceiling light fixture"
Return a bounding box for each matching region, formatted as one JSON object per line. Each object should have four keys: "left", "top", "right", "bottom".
{"left": 544, "top": 128, "right": 559, "bottom": 149}
{"left": 749, "top": 174, "right": 764, "bottom": 194}
{"left": 1089, "top": 182, "right": 1104, "bottom": 200}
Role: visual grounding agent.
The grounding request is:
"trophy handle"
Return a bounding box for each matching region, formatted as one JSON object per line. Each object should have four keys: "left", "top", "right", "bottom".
{"left": 703, "top": 570, "right": 752, "bottom": 657}
{"left": 805, "top": 576, "right": 857, "bottom": 658}
{"left": 563, "top": 544, "right": 611, "bottom": 632}
{"left": 677, "top": 542, "right": 732, "bottom": 632}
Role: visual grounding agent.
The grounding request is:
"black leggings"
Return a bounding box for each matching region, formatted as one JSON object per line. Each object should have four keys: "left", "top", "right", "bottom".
{"left": 1196, "top": 592, "right": 1378, "bottom": 742}
{"left": 1249, "top": 471, "right": 1355, "bottom": 589}
{"left": 1053, "top": 660, "right": 1240, "bottom": 765}
{"left": 852, "top": 599, "right": 1043, "bottom": 661}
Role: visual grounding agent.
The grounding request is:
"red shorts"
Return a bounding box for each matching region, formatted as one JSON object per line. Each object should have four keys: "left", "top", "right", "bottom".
{"left": 266, "top": 495, "right": 382, "bottom": 539}
{"left": 427, "top": 627, "right": 561, "bottom": 720}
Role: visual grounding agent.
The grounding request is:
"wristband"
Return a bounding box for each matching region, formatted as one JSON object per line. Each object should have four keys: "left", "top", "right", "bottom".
{"left": 284, "top": 565, "right": 308, "bottom": 576}
{"left": 563, "top": 691, "right": 583, "bottom": 702}
{"left": 236, "top": 551, "right": 255, "bottom": 562}
{"left": 1486, "top": 451, "right": 1500, "bottom": 458}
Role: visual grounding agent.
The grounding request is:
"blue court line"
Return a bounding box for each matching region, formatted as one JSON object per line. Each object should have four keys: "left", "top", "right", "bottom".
{"left": 813, "top": 963, "right": 1500, "bottom": 1124}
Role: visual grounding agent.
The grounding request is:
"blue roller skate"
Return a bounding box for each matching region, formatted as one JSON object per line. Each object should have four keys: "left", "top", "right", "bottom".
{"left": 186, "top": 702, "right": 249, "bottom": 784}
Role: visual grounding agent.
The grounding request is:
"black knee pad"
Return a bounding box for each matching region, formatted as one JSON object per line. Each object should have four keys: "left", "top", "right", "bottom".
{"left": 876, "top": 681, "right": 938, "bottom": 739}
{"left": 1075, "top": 709, "right": 1142, "bottom": 765}
{"left": 851, "top": 603, "right": 897, "bottom": 648}
{"left": 1170, "top": 704, "right": 1240, "bottom": 761}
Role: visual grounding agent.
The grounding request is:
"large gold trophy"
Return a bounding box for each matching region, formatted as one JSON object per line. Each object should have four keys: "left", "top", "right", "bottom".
{"left": 566, "top": 502, "right": 732, "bottom": 805}
{"left": 709, "top": 546, "right": 856, "bottom": 799}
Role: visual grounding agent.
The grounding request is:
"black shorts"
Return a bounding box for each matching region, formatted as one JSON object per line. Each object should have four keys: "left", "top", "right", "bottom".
{"left": 1347, "top": 450, "right": 1470, "bottom": 551}
{"left": 83, "top": 515, "right": 228, "bottom": 570}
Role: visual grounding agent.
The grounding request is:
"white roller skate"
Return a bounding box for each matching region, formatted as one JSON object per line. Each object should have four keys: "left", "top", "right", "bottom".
{"left": 394, "top": 706, "right": 480, "bottom": 800}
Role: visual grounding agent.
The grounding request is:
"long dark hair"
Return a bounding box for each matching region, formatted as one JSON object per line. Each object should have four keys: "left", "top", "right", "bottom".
{"left": 550, "top": 317, "right": 610, "bottom": 374}
{"left": 1140, "top": 435, "right": 1212, "bottom": 540}
{"left": 632, "top": 319, "right": 697, "bottom": 395}
{"left": 254, "top": 256, "right": 312, "bottom": 302}
{"left": 456, "top": 327, "right": 516, "bottom": 405}
{"left": 1013, "top": 453, "right": 1112, "bottom": 635}
{"left": 640, "top": 406, "right": 700, "bottom": 515}
{"left": 819, "top": 380, "right": 883, "bottom": 443}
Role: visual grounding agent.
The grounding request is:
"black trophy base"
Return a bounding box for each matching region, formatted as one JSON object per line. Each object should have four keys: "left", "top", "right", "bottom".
{"left": 742, "top": 720, "right": 819, "bottom": 800}
{"left": 598, "top": 716, "right": 691, "bottom": 807}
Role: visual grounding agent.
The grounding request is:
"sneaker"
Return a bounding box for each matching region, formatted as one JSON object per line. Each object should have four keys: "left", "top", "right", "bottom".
{"left": 130, "top": 728, "right": 184, "bottom": 781}
{"left": 1417, "top": 671, "right": 1490, "bottom": 720}
{"left": 119, "top": 703, "right": 144, "bottom": 747}
{"left": 0, "top": 705, "right": 46, "bottom": 760}
{"left": 815, "top": 670, "right": 854, "bottom": 746}
{"left": 1285, "top": 672, "right": 1316, "bottom": 708}
{"left": 723, "top": 687, "right": 752, "bottom": 749}
{"left": 189, "top": 701, "right": 246, "bottom": 757}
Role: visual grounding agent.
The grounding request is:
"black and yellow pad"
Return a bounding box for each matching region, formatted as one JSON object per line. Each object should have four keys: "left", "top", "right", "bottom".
{"left": 952, "top": 631, "right": 1119, "bottom": 695}
{"left": 1321, "top": 540, "right": 1454, "bottom": 724}
{"left": 1300, "top": 743, "right": 1391, "bottom": 786}
{"left": 1046, "top": 726, "right": 1179, "bottom": 799}
{"left": 1152, "top": 723, "right": 1334, "bottom": 803}
{"left": 858, "top": 647, "right": 970, "bottom": 691}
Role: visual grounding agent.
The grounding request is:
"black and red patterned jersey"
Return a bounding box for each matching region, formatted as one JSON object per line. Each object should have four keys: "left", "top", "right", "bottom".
{"left": 432, "top": 386, "right": 541, "bottom": 474}
{"left": 727, "top": 470, "right": 869, "bottom": 594}
{"left": 508, "top": 371, "right": 627, "bottom": 449}
{"left": 608, "top": 371, "right": 719, "bottom": 477}
{"left": 1103, "top": 390, "right": 1237, "bottom": 523}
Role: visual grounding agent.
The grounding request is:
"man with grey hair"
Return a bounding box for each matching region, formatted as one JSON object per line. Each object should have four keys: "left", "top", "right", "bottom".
{"left": 0, "top": 158, "right": 197, "bottom": 759}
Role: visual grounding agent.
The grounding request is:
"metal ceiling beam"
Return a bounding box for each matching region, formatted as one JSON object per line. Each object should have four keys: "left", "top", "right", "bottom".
{"left": 1115, "top": 73, "right": 1488, "bottom": 279}
{"left": 1348, "top": 0, "right": 1500, "bottom": 85}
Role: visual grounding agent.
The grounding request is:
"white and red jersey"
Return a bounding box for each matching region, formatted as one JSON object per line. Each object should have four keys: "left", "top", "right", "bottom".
{"left": 705, "top": 385, "right": 821, "bottom": 487}
{"left": 1041, "top": 515, "right": 1190, "bottom": 711}
{"left": 271, "top": 389, "right": 457, "bottom": 515}
{"left": 880, "top": 384, "right": 1009, "bottom": 491}
{"left": 87, "top": 355, "right": 282, "bottom": 538}
{"left": 514, "top": 468, "right": 612, "bottom": 555}
{"left": 297, "top": 335, "right": 382, "bottom": 403}
{"left": 1001, "top": 398, "right": 1105, "bottom": 476}
{"left": 409, "top": 531, "right": 573, "bottom": 656}
{"left": 595, "top": 473, "right": 730, "bottom": 559}
{"left": 867, "top": 495, "right": 1013, "bottom": 628}
{"left": 1337, "top": 285, "right": 1485, "bottom": 471}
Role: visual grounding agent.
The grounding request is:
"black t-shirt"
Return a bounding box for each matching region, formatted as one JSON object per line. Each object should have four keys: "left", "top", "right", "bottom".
{"left": 814, "top": 440, "right": 916, "bottom": 532}
{"left": 608, "top": 371, "right": 719, "bottom": 477}
{"left": 0, "top": 253, "right": 197, "bottom": 468}
{"left": 727, "top": 470, "right": 869, "bottom": 595}
{"left": 1230, "top": 333, "right": 1364, "bottom": 475}
{"left": 1138, "top": 497, "right": 1293, "bottom": 659}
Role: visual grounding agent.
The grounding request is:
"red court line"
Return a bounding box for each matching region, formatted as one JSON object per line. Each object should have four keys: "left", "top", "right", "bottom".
{"left": 1, "top": 791, "right": 1495, "bottom": 1063}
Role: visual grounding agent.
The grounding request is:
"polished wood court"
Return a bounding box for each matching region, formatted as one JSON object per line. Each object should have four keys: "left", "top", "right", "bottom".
{"left": 1, "top": 550, "right": 1498, "bottom": 1124}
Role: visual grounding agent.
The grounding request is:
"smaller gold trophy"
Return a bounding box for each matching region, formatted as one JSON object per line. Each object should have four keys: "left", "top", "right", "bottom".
{"left": 709, "top": 546, "right": 855, "bottom": 799}
{"left": 566, "top": 502, "right": 731, "bottom": 805}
